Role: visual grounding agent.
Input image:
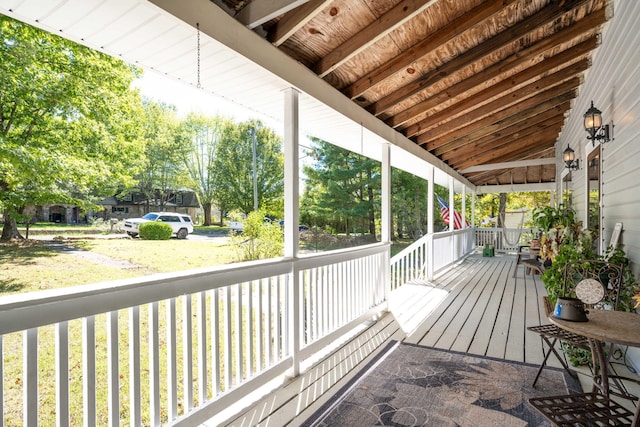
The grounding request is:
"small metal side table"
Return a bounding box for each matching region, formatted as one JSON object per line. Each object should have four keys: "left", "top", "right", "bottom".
{"left": 530, "top": 310, "right": 640, "bottom": 426}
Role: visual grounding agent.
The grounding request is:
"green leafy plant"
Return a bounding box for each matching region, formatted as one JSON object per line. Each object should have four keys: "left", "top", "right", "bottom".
{"left": 602, "top": 246, "right": 638, "bottom": 312}
{"left": 532, "top": 204, "right": 576, "bottom": 233}
{"left": 139, "top": 222, "right": 172, "bottom": 240}
{"left": 230, "top": 210, "right": 283, "bottom": 261}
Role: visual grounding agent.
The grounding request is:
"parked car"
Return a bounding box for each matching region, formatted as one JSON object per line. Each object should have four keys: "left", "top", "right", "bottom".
{"left": 278, "top": 220, "right": 309, "bottom": 231}
{"left": 229, "top": 220, "right": 244, "bottom": 233}
{"left": 123, "top": 212, "right": 194, "bottom": 239}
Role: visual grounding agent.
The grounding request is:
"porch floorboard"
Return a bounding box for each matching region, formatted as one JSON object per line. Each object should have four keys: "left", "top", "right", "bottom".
{"left": 210, "top": 253, "right": 579, "bottom": 426}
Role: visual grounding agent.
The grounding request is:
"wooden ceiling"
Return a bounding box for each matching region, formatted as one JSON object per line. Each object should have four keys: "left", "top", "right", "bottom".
{"left": 212, "top": 0, "right": 610, "bottom": 188}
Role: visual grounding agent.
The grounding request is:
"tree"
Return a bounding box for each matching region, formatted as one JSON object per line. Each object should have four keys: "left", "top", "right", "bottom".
{"left": 212, "top": 120, "right": 284, "bottom": 217}
{"left": 392, "top": 169, "right": 428, "bottom": 239}
{"left": 0, "top": 16, "right": 144, "bottom": 239}
{"left": 301, "top": 138, "right": 380, "bottom": 237}
{"left": 134, "top": 99, "right": 185, "bottom": 213}
{"left": 180, "top": 113, "right": 231, "bottom": 225}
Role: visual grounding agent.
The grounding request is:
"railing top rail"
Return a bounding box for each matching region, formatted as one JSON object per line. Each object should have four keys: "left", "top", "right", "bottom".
{"left": 389, "top": 234, "right": 431, "bottom": 264}
{"left": 0, "top": 257, "right": 292, "bottom": 335}
{"left": 0, "top": 242, "right": 391, "bottom": 336}
{"left": 296, "top": 242, "right": 389, "bottom": 270}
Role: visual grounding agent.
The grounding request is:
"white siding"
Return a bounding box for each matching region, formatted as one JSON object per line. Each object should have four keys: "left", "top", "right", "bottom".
{"left": 558, "top": 0, "right": 640, "bottom": 266}
{"left": 556, "top": 0, "right": 640, "bottom": 367}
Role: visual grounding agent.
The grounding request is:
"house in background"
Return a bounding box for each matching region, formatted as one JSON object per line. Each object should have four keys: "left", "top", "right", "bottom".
{"left": 98, "top": 190, "right": 199, "bottom": 220}
{"left": 23, "top": 204, "right": 84, "bottom": 224}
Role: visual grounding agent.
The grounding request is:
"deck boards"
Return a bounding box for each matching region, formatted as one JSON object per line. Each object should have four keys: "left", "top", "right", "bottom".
{"left": 211, "top": 253, "right": 575, "bottom": 426}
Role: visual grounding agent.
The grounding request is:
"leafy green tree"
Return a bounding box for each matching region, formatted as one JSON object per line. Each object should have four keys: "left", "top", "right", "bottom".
{"left": 301, "top": 138, "right": 380, "bottom": 237}
{"left": 180, "top": 113, "right": 231, "bottom": 225}
{"left": 392, "top": 169, "right": 428, "bottom": 239}
{"left": 0, "top": 16, "right": 144, "bottom": 239}
{"left": 134, "top": 99, "right": 185, "bottom": 212}
{"left": 213, "top": 119, "right": 284, "bottom": 218}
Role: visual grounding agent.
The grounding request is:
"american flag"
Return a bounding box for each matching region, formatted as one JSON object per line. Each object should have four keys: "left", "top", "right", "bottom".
{"left": 436, "top": 195, "right": 468, "bottom": 230}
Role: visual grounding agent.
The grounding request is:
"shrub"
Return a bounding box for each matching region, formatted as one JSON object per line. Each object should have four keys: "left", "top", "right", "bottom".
{"left": 139, "top": 222, "right": 172, "bottom": 240}
{"left": 230, "top": 211, "right": 283, "bottom": 261}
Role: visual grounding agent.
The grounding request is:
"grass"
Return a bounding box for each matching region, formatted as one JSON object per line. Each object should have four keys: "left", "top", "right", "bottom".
{"left": 0, "top": 240, "right": 136, "bottom": 294}
{"left": 73, "top": 239, "right": 234, "bottom": 273}
{"left": 0, "top": 238, "right": 235, "bottom": 297}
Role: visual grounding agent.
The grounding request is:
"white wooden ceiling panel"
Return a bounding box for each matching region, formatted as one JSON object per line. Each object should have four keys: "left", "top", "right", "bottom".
{"left": 7, "top": 0, "right": 63, "bottom": 19}
{"left": 43, "top": 0, "right": 105, "bottom": 31}
{"left": 125, "top": 24, "right": 191, "bottom": 64}
{"left": 65, "top": 0, "right": 135, "bottom": 41}
{"left": 102, "top": 4, "right": 164, "bottom": 54}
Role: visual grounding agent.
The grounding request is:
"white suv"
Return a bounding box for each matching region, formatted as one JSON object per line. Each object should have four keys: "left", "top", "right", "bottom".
{"left": 123, "top": 212, "right": 194, "bottom": 239}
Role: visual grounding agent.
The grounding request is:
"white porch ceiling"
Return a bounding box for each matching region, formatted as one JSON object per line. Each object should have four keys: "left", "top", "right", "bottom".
{"left": 0, "top": 0, "right": 471, "bottom": 190}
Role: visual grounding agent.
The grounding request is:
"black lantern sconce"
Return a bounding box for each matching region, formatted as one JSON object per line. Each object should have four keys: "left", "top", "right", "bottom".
{"left": 563, "top": 144, "right": 580, "bottom": 170}
{"left": 584, "top": 101, "right": 611, "bottom": 145}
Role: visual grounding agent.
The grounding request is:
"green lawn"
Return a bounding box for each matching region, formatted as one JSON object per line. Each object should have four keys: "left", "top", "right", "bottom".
{"left": 0, "top": 238, "right": 234, "bottom": 296}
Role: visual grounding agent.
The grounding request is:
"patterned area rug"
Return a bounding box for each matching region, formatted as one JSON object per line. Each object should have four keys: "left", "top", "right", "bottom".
{"left": 302, "top": 341, "right": 581, "bottom": 426}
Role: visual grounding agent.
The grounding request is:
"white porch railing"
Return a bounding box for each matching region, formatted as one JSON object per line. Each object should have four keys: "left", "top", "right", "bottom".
{"left": 475, "top": 227, "right": 535, "bottom": 252}
{"left": 0, "top": 243, "right": 391, "bottom": 426}
{"left": 390, "top": 227, "right": 476, "bottom": 289}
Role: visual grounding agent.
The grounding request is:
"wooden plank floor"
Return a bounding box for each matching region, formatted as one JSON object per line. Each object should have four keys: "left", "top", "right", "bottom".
{"left": 205, "top": 253, "right": 588, "bottom": 426}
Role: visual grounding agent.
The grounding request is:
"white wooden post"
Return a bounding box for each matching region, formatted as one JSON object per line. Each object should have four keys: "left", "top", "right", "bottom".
{"left": 449, "top": 177, "right": 455, "bottom": 263}
{"left": 462, "top": 186, "right": 467, "bottom": 228}
{"left": 381, "top": 143, "right": 391, "bottom": 305}
{"left": 283, "top": 87, "right": 301, "bottom": 376}
{"left": 24, "top": 329, "right": 37, "bottom": 427}
{"left": 427, "top": 167, "right": 434, "bottom": 281}
{"left": 83, "top": 316, "right": 96, "bottom": 427}
{"left": 56, "top": 322, "right": 69, "bottom": 427}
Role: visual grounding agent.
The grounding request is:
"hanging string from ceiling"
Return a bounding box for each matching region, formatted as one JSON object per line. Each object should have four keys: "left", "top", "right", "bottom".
{"left": 196, "top": 22, "right": 201, "bottom": 89}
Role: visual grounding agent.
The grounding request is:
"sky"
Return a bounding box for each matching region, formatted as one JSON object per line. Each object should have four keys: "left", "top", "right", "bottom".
{"left": 132, "top": 70, "right": 277, "bottom": 128}
{"left": 133, "top": 69, "right": 319, "bottom": 152}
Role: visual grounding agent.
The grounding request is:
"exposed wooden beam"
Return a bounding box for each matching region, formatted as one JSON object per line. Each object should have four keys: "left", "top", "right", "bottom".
{"left": 314, "top": 0, "right": 438, "bottom": 78}
{"left": 418, "top": 82, "right": 578, "bottom": 147}
{"left": 452, "top": 129, "right": 561, "bottom": 170}
{"left": 343, "top": 0, "right": 517, "bottom": 98}
{"left": 470, "top": 149, "right": 556, "bottom": 185}
{"left": 403, "top": 58, "right": 588, "bottom": 139}
{"left": 439, "top": 114, "right": 567, "bottom": 161}
{"left": 368, "top": 0, "right": 590, "bottom": 116}
{"left": 267, "top": 0, "right": 330, "bottom": 46}
{"left": 435, "top": 102, "right": 570, "bottom": 158}
{"left": 476, "top": 182, "right": 556, "bottom": 194}
{"left": 448, "top": 119, "right": 565, "bottom": 167}
{"left": 391, "top": 36, "right": 596, "bottom": 129}
{"left": 237, "top": 0, "right": 311, "bottom": 29}
{"left": 461, "top": 158, "right": 557, "bottom": 173}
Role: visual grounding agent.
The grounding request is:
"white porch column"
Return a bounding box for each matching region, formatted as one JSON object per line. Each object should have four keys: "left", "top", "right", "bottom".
{"left": 427, "top": 167, "right": 434, "bottom": 280}
{"left": 462, "top": 186, "right": 467, "bottom": 229}
{"left": 449, "top": 177, "right": 455, "bottom": 263}
{"left": 283, "top": 87, "right": 301, "bottom": 377}
{"left": 448, "top": 177, "right": 454, "bottom": 232}
{"left": 284, "top": 88, "right": 300, "bottom": 258}
{"left": 472, "top": 190, "right": 476, "bottom": 227}
{"left": 381, "top": 143, "right": 391, "bottom": 306}
{"left": 381, "top": 144, "right": 391, "bottom": 244}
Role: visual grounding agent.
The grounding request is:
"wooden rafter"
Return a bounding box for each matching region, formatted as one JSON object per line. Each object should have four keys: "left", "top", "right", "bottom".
{"left": 343, "top": 0, "right": 517, "bottom": 99}
{"left": 267, "top": 0, "right": 330, "bottom": 46}
{"left": 368, "top": 0, "right": 591, "bottom": 116}
{"left": 419, "top": 81, "right": 579, "bottom": 147}
{"left": 437, "top": 110, "right": 568, "bottom": 160}
{"left": 220, "top": 0, "right": 612, "bottom": 188}
{"left": 389, "top": 34, "right": 598, "bottom": 129}
{"left": 314, "top": 0, "right": 439, "bottom": 77}
{"left": 403, "top": 58, "right": 589, "bottom": 139}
